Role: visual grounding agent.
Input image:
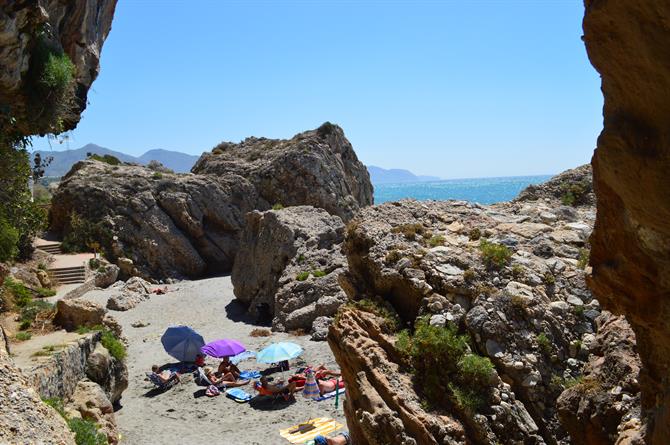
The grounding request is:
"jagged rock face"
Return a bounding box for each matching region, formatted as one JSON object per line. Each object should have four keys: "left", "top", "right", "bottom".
{"left": 515, "top": 164, "right": 594, "bottom": 207}
{"left": 0, "top": 0, "right": 117, "bottom": 134}
{"left": 232, "top": 206, "right": 348, "bottom": 338}
{"left": 583, "top": 1, "right": 670, "bottom": 442}
{"left": 557, "top": 312, "right": 642, "bottom": 445}
{"left": 51, "top": 160, "right": 259, "bottom": 279}
{"left": 192, "top": 123, "right": 374, "bottom": 221}
{"left": 330, "top": 168, "right": 631, "bottom": 444}
{"left": 0, "top": 327, "right": 74, "bottom": 444}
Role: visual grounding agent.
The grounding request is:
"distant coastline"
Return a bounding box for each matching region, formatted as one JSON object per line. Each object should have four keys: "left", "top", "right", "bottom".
{"left": 373, "top": 174, "right": 554, "bottom": 205}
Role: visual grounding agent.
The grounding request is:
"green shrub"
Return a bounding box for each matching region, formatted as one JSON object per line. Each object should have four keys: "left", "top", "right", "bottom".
{"left": 385, "top": 249, "right": 402, "bottom": 265}
{"left": 468, "top": 228, "right": 481, "bottom": 241}
{"left": 536, "top": 333, "right": 552, "bottom": 355}
{"left": 479, "top": 239, "right": 512, "bottom": 269}
{"left": 296, "top": 254, "right": 305, "bottom": 263}
{"left": 87, "top": 153, "right": 121, "bottom": 166}
{"left": 312, "top": 269, "right": 327, "bottom": 278}
{"left": 577, "top": 248, "right": 590, "bottom": 270}
{"left": 573, "top": 305, "right": 585, "bottom": 317}
{"left": 463, "top": 268, "right": 476, "bottom": 282}
{"left": 296, "top": 271, "right": 310, "bottom": 281}
{"left": 391, "top": 223, "right": 425, "bottom": 241}
{"left": 449, "top": 382, "right": 485, "bottom": 413}
{"left": 395, "top": 329, "right": 412, "bottom": 359}
{"left": 354, "top": 299, "right": 401, "bottom": 332}
{"left": 43, "top": 397, "right": 67, "bottom": 419}
{"left": 151, "top": 172, "right": 163, "bottom": 180}
{"left": 32, "top": 344, "right": 58, "bottom": 357}
{"left": 458, "top": 354, "right": 494, "bottom": 386}
{"left": 3, "top": 277, "right": 32, "bottom": 307}
{"left": 272, "top": 203, "right": 284, "bottom": 210}
{"left": 19, "top": 299, "right": 53, "bottom": 329}
{"left": 0, "top": 216, "right": 19, "bottom": 262}
{"left": 15, "top": 332, "right": 32, "bottom": 341}
{"left": 36, "top": 287, "right": 56, "bottom": 297}
{"left": 100, "top": 329, "right": 126, "bottom": 361}
{"left": 563, "top": 375, "right": 583, "bottom": 389}
{"left": 560, "top": 180, "right": 591, "bottom": 207}
{"left": 428, "top": 235, "right": 446, "bottom": 247}
{"left": 38, "top": 262, "right": 48, "bottom": 271}
{"left": 89, "top": 258, "right": 101, "bottom": 270}
{"left": 543, "top": 271, "right": 556, "bottom": 285}
{"left": 61, "top": 212, "right": 111, "bottom": 254}
{"left": 68, "top": 418, "right": 108, "bottom": 445}
{"left": 511, "top": 264, "right": 524, "bottom": 278}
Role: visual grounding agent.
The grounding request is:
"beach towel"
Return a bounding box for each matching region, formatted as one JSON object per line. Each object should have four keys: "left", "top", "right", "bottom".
{"left": 239, "top": 370, "right": 261, "bottom": 380}
{"left": 279, "top": 418, "right": 344, "bottom": 444}
{"left": 205, "top": 385, "right": 220, "bottom": 397}
{"left": 314, "top": 388, "right": 346, "bottom": 401}
{"left": 225, "top": 388, "right": 253, "bottom": 403}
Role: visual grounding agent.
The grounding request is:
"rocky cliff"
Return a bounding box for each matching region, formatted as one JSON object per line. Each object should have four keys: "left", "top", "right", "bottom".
{"left": 328, "top": 166, "right": 642, "bottom": 444}
{"left": 232, "top": 206, "right": 348, "bottom": 339}
{"left": 583, "top": 1, "right": 670, "bottom": 443}
{"left": 192, "top": 123, "right": 373, "bottom": 221}
{"left": 50, "top": 124, "right": 372, "bottom": 279}
{"left": 0, "top": 0, "right": 117, "bottom": 135}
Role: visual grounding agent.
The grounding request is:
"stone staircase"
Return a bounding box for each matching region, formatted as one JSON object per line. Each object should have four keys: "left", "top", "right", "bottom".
{"left": 49, "top": 266, "right": 86, "bottom": 285}
{"left": 38, "top": 242, "right": 63, "bottom": 255}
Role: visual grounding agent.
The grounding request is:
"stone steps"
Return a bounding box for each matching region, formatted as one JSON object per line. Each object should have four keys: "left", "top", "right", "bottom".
{"left": 49, "top": 266, "right": 86, "bottom": 284}
{"left": 39, "top": 243, "right": 62, "bottom": 255}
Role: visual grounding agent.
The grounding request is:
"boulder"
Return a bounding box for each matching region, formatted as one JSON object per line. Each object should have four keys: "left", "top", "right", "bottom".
{"left": 55, "top": 299, "right": 107, "bottom": 331}
{"left": 584, "top": 1, "right": 670, "bottom": 441}
{"left": 86, "top": 344, "right": 128, "bottom": 404}
{"left": 66, "top": 380, "right": 118, "bottom": 444}
{"left": 94, "top": 264, "right": 120, "bottom": 288}
{"left": 232, "top": 206, "right": 348, "bottom": 337}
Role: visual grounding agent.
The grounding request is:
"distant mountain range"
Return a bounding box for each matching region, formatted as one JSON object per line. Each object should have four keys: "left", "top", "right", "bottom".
{"left": 32, "top": 143, "right": 202, "bottom": 177}
{"left": 367, "top": 165, "right": 441, "bottom": 184}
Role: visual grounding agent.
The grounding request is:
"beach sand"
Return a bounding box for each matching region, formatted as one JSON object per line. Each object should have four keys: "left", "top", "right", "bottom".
{"left": 80, "top": 276, "right": 347, "bottom": 445}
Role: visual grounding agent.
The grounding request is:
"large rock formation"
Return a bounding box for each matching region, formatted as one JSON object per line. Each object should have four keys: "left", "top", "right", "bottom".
{"left": 328, "top": 167, "right": 641, "bottom": 444}
{"left": 583, "top": 1, "right": 670, "bottom": 442}
{"left": 50, "top": 124, "right": 372, "bottom": 279}
{"left": 0, "top": 326, "right": 75, "bottom": 444}
{"left": 0, "top": 0, "right": 117, "bottom": 135}
{"left": 192, "top": 123, "right": 373, "bottom": 221}
{"left": 232, "top": 206, "right": 348, "bottom": 339}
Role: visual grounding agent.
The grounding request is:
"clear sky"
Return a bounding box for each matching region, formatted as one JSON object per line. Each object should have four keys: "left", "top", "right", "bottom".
{"left": 34, "top": 0, "right": 603, "bottom": 179}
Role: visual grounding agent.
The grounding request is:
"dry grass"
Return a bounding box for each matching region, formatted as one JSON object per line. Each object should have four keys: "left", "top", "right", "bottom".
{"left": 250, "top": 328, "right": 272, "bottom": 337}
{"left": 289, "top": 328, "right": 307, "bottom": 336}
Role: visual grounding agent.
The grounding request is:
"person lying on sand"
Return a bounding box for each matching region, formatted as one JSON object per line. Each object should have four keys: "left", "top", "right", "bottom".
{"left": 314, "top": 432, "right": 352, "bottom": 445}
{"left": 259, "top": 376, "right": 297, "bottom": 396}
{"left": 289, "top": 365, "right": 341, "bottom": 388}
{"left": 317, "top": 377, "right": 345, "bottom": 395}
{"left": 204, "top": 366, "right": 249, "bottom": 387}
{"left": 217, "top": 356, "right": 241, "bottom": 378}
{"left": 151, "top": 365, "right": 180, "bottom": 384}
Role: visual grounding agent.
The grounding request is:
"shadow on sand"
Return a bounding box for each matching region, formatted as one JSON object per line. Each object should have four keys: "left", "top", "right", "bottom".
{"left": 249, "top": 395, "right": 296, "bottom": 410}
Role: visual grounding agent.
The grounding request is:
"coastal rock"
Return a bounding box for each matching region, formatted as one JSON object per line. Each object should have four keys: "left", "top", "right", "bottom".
{"left": 86, "top": 343, "right": 128, "bottom": 403}
{"left": 66, "top": 380, "right": 118, "bottom": 444}
{"left": 192, "top": 123, "right": 373, "bottom": 221}
{"left": 0, "top": 327, "right": 74, "bottom": 444}
{"left": 55, "top": 298, "right": 107, "bottom": 331}
{"left": 232, "top": 206, "right": 348, "bottom": 337}
{"left": 330, "top": 168, "right": 622, "bottom": 444}
{"left": 0, "top": 0, "right": 117, "bottom": 135}
{"left": 584, "top": 1, "right": 670, "bottom": 442}
{"left": 50, "top": 124, "right": 372, "bottom": 279}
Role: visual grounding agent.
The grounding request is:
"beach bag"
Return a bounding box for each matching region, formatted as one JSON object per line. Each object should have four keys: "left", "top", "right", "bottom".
{"left": 205, "top": 385, "right": 220, "bottom": 397}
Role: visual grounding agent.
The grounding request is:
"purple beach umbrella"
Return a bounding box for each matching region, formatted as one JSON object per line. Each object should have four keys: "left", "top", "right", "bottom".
{"left": 201, "top": 339, "right": 246, "bottom": 358}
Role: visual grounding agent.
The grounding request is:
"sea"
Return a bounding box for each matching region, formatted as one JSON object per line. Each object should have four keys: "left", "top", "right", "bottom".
{"left": 373, "top": 175, "right": 554, "bottom": 205}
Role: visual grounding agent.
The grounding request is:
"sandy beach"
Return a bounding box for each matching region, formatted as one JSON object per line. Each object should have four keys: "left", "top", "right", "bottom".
{"left": 79, "top": 276, "right": 347, "bottom": 445}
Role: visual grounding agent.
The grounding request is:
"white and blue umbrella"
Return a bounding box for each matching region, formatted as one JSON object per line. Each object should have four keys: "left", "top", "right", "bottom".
{"left": 256, "top": 342, "right": 303, "bottom": 364}
{"left": 161, "top": 326, "right": 205, "bottom": 362}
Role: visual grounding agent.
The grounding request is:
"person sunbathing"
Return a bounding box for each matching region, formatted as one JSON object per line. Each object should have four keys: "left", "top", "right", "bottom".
{"left": 258, "top": 376, "right": 297, "bottom": 396}
{"left": 217, "top": 356, "right": 241, "bottom": 379}
{"left": 151, "top": 365, "right": 180, "bottom": 384}
{"left": 314, "top": 432, "right": 352, "bottom": 445}
{"left": 317, "top": 377, "right": 345, "bottom": 395}
{"left": 204, "top": 366, "right": 249, "bottom": 387}
{"left": 292, "top": 364, "right": 341, "bottom": 380}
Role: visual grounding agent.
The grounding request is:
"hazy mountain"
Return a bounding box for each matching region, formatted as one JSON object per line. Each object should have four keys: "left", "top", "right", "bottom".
{"left": 367, "top": 165, "right": 442, "bottom": 184}
{"left": 32, "top": 143, "right": 201, "bottom": 177}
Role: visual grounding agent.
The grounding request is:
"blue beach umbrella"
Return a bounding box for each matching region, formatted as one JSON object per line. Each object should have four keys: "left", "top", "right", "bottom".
{"left": 161, "top": 326, "right": 205, "bottom": 362}
{"left": 256, "top": 342, "right": 303, "bottom": 364}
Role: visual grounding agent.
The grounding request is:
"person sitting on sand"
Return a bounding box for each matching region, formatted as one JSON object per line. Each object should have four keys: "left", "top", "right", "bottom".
{"left": 204, "top": 366, "right": 249, "bottom": 387}
{"left": 217, "top": 356, "right": 241, "bottom": 379}
{"left": 151, "top": 365, "right": 180, "bottom": 384}
{"left": 314, "top": 431, "right": 352, "bottom": 445}
{"left": 259, "top": 376, "right": 297, "bottom": 396}
{"left": 317, "top": 377, "right": 345, "bottom": 395}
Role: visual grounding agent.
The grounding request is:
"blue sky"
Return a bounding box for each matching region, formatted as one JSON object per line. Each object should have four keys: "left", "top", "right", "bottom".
{"left": 34, "top": 0, "right": 603, "bottom": 179}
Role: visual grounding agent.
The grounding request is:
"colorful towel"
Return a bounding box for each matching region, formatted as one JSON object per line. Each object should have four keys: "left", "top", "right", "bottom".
{"left": 279, "top": 418, "right": 344, "bottom": 444}
{"left": 239, "top": 370, "right": 261, "bottom": 379}
{"left": 225, "top": 388, "right": 253, "bottom": 403}
{"left": 314, "top": 388, "right": 346, "bottom": 401}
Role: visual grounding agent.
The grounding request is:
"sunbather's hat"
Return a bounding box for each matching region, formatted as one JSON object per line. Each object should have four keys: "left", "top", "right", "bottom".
{"left": 313, "top": 435, "right": 328, "bottom": 445}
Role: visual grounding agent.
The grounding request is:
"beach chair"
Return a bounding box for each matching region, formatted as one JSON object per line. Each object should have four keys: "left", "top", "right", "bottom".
{"left": 146, "top": 372, "right": 178, "bottom": 390}
{"left": 253, "top": 380, "right": 294, "bottom": 403}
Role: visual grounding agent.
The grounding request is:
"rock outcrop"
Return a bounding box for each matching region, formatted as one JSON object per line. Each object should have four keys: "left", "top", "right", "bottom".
{"left": 232, "top": 206, "right": 348, "bottom": 339}
{"left": 50, "top": 124, "right": 372, "bottom": 279}
{"left": 0, "top": 0, "right": 117, "bottom": 135}
{"left": 192, "top": 123, "right": 373, "bottom": 221}
{"left": 583, "top": 1, "right": 670, "bottom": 443}
{"left": 328, "top": 167, "right": 638, "bottom": 444}
{"left": 0, "top": 326, "right": 74, "bottom": 444}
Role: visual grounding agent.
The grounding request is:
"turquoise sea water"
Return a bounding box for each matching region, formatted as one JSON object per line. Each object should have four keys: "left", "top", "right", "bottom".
{"left": 374, "top": 175, "right": 554, "bottom": 205}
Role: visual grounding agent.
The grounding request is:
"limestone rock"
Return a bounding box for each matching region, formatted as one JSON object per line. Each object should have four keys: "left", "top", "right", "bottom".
{"left": 66, "top": 380, "right": 118, "bottom": 444}
{"left": 232, "top": 206, "right": 348, "bottom": 337}
{"left": 0, "top": 1, "right": 117, "bottom": 135}
{"left": 93, "top": 264, "right": 120, "bottom": 288}
{"left": 86, "top": 344, "right": 128, "bottom": 404}
{"left": 192, "top": 123, "right": 373, "bottom": 221}
{"left": 583, "top": 1, "right": 670, "bottom": 442}
{"left": 55, "top": 299, "right": 107, "bottom": 331}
